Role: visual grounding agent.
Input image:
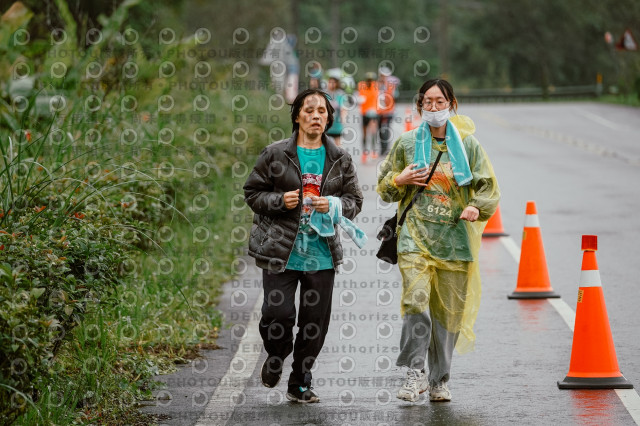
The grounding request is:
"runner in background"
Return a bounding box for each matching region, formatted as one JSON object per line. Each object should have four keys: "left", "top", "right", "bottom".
{"left": 308, "top": 66, "right": 323, "bottom": 90}
{"left": 357, "top": 71, "right": 379, "bottom": 164}
{"left": 325, "top": 68, "right": 347, "bottom": 146}
{"left": 377, "top": 66, "right": 400, "bottom": 157}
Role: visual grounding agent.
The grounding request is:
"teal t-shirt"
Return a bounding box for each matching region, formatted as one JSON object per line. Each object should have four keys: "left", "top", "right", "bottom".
{"left": 286, "top": 145, "right": 334, "bottom": 271}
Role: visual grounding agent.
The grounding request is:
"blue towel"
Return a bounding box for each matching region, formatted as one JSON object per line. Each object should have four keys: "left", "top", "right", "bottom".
{"left": 414, "top": 120, "right": 473, "bottom": 186}
{"left": 309, "top": 196, "right": 368, "bottom": 249}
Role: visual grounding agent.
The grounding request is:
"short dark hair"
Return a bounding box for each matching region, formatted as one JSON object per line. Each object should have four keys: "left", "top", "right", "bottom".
{"left": 416, "top": 79, "right": 458, "bottom": 114}
{"left": 290, "top": 89, "right": 335, "bottom": 133}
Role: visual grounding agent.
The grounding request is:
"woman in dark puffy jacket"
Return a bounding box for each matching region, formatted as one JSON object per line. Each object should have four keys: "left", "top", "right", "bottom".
{"left": 244, "top": 89, "right": 363, "bottom": 403}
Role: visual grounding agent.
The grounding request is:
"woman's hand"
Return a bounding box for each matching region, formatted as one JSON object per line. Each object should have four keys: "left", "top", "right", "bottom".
{"left": 459, "top": 206, "right": 480, "bottom": 222}
{"left": 394, "top": 163, "right": 430, "bottom": 186}
{"left": 283, "top": 189, "right": 300, "bottom": 209}
{"left": 311, "top": 196, "right": 329, "bottom": 213}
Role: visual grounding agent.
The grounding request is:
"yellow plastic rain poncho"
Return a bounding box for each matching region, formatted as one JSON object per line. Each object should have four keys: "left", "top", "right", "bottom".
{"left": 377, "top": 115, "right": 500, "bottom": 354}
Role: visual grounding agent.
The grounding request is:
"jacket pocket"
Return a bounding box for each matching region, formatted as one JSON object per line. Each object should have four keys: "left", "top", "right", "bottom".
{"left": 251, "top": 216, "right": 270, "bottom": 246}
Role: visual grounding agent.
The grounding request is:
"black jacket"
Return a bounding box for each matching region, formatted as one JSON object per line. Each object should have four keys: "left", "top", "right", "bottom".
{"left": 244, "top": 132, "right": 363, "bottom": 272}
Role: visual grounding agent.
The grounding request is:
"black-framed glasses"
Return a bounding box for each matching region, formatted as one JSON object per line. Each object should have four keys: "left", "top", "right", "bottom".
{"left": 420, "top": 100, "right": 450, "bottom": 110}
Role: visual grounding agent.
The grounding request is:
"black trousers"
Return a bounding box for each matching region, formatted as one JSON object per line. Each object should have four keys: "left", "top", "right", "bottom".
{"left": 259, "top": 268, "right": 335, "bottom": 387}
{"left": 378, "top": 114, "right": 394, "bottom": 156}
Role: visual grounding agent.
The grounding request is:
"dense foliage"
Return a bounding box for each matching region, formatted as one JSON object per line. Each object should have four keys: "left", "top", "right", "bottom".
{"left": 0, "top": 0, "right": 284, "bottom": 423}
{"left": 184, "top": 0, "right": 640, "bottom": 97}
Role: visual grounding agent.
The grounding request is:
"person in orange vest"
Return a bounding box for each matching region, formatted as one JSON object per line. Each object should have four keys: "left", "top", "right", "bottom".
{"left": 377, "top": 66, "right": 400, "bottom": 157}
{"left": 357, "top": 72, "right": 379, "bottom": 164}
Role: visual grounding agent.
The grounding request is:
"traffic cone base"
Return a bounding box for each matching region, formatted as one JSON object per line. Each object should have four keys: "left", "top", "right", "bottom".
{"left": 483, "top": 231, "right": 509, "bottom": 237}
{"left": 558, "top": 375, "right": 633, "bottom": 390}
{"left": 508, "top": 289, "right": 560, "bottom": 299}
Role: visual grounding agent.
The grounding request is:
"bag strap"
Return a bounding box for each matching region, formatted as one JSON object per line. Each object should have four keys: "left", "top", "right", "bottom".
{"left": 397, "top": 150, "right": 443, "bottom": 227}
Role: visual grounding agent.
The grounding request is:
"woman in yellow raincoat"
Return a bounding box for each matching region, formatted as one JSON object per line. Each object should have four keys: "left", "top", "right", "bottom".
{"left": 377, "top": 79, "right": 500, "bottom": 403}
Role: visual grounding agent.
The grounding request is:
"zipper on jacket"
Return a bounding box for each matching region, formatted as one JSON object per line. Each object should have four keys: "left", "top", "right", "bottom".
{"left": 282, "top": 152, "right": 304, "bottom": 271}
{"left": 260, "top": 231, "right": 269, "bottom": 246}
{"left": 319, "top": 153, "right": 344, "bottom": 196}
{"left": 259, "top": 217, "right": 272, "bottom": 246}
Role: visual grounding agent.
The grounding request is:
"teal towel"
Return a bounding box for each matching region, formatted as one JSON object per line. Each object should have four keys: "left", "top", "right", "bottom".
{"left": 414, "top": 120, "right": 473, "bottom": 186}
{"left": 309, "top": 196, "right": 368, "bottom": 249}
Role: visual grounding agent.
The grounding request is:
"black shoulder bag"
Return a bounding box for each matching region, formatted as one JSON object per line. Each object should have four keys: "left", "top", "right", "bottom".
{"left": 376, "top": 150, "right": 443, "bottom": 264}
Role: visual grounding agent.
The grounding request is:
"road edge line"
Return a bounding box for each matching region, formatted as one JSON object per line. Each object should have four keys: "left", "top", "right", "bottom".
{"left": 195, "top": 289, "right": 264, "bottom": 426}
{"left": 546, "top": 298, "right": 575, "bottom": 332}
{"left": 499, "top": 235, "right": 520, "bottom": 262}
{"left": 616, "top": 390, "right": 640, "bottom": 425}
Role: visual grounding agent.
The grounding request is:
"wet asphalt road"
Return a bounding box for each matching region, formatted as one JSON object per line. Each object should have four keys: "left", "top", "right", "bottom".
{"left": 142, "top": 101, "right": 640, "bottom": 425}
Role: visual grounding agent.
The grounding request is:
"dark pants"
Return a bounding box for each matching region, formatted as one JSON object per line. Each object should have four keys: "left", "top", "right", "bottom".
{"left": 260, "top": 268, "right": 335, "bottom": 386}
{"left": 378, "top": 114, "right": 394, "bottom": 156}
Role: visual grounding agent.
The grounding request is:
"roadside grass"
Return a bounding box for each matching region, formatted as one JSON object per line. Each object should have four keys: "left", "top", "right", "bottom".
{"left": 6, "top": 109, "right": 276, "bottom": 424}
{"left": 1, "top": 1, "right": 287, "bottom": 423}
{"left": 597, "top": 94, "right": 640, "bottom": 107}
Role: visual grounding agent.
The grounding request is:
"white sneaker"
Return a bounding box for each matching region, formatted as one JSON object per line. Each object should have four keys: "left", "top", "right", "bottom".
{"left": 429, "top": 381, "right": 452, "bottom": 401}
{"left": 396, "top": 369, "right": 429, "bottom": 402}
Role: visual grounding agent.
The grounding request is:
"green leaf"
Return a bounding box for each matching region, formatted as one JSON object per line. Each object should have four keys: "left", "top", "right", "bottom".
{"left": 0, "top": 263, "right": 13, "bottom": 282}
{"left": 31, "top": 288, "right": 45, "bottom": 299}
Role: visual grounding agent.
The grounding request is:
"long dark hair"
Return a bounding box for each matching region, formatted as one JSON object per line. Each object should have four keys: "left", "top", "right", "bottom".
{"left": 290, "top": 89, "right": 335, "bottom": 133}
{"left": 416, "top": 79, "right": 458, "bottom": 114}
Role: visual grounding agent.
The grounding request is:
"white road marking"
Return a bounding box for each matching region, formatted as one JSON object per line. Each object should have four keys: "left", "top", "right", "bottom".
{"left": 195, "top": 292, "right": 264, "bottom": 426}
{"left": 500, "top": 235, "right": 639, "bottom": 424}
{"left": 576, "top": 108, "right": 622, "bottom": 131}
{"left": 547, "top": 298, "right": 575, "bottom": 331}
{"left": 616, "top": 389, "right": 640, "bottom": 425}
{"left": 499, "top": 236, "right": 520, "bottom": 262}
{"left": 477, "top": 107, "right": 640, "bottom": 167}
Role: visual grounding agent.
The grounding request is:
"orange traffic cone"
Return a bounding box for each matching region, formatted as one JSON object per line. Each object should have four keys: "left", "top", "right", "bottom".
{"left": 405, "top": 107, "right": 413, "bottom": 132}
{"left": 482, "top": 204, "right": 509, "bottom": 237}
{"left": 558, "top": 235, "right": 633, "bottom": 389}
{"left": 508, "top": 201, "right": 560, "bottom": 299}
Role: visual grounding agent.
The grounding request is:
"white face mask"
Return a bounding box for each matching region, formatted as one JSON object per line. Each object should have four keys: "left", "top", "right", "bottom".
{"left": 421, "top": 108, "right": 450, "bottom": 128}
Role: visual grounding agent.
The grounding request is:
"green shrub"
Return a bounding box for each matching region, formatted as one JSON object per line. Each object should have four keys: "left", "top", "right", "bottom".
{"left": 0, "top": 0, "right": 287, "bottom": 422}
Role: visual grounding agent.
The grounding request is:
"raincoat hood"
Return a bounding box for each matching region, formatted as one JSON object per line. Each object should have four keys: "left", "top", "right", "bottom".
{"left": 449, "top": 114, "right": 476, "bottom": 139}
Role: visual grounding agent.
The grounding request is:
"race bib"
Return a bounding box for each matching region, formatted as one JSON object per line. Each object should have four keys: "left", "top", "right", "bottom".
{"left": 414, "top": 162, "right": 460, "bottom": 225}
{"left": 419, "top": 193, "right": 456, "bottom": 224}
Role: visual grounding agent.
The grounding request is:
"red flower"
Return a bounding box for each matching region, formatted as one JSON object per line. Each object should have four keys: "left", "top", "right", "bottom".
{"left": 25, "top": 130, "right": 32, "bottom": 142}
{"left": 74, "top": 212, "right": 85, "bottom": 219}
{"left": 34, "top": 205, "right": 46, "bottom": 213}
